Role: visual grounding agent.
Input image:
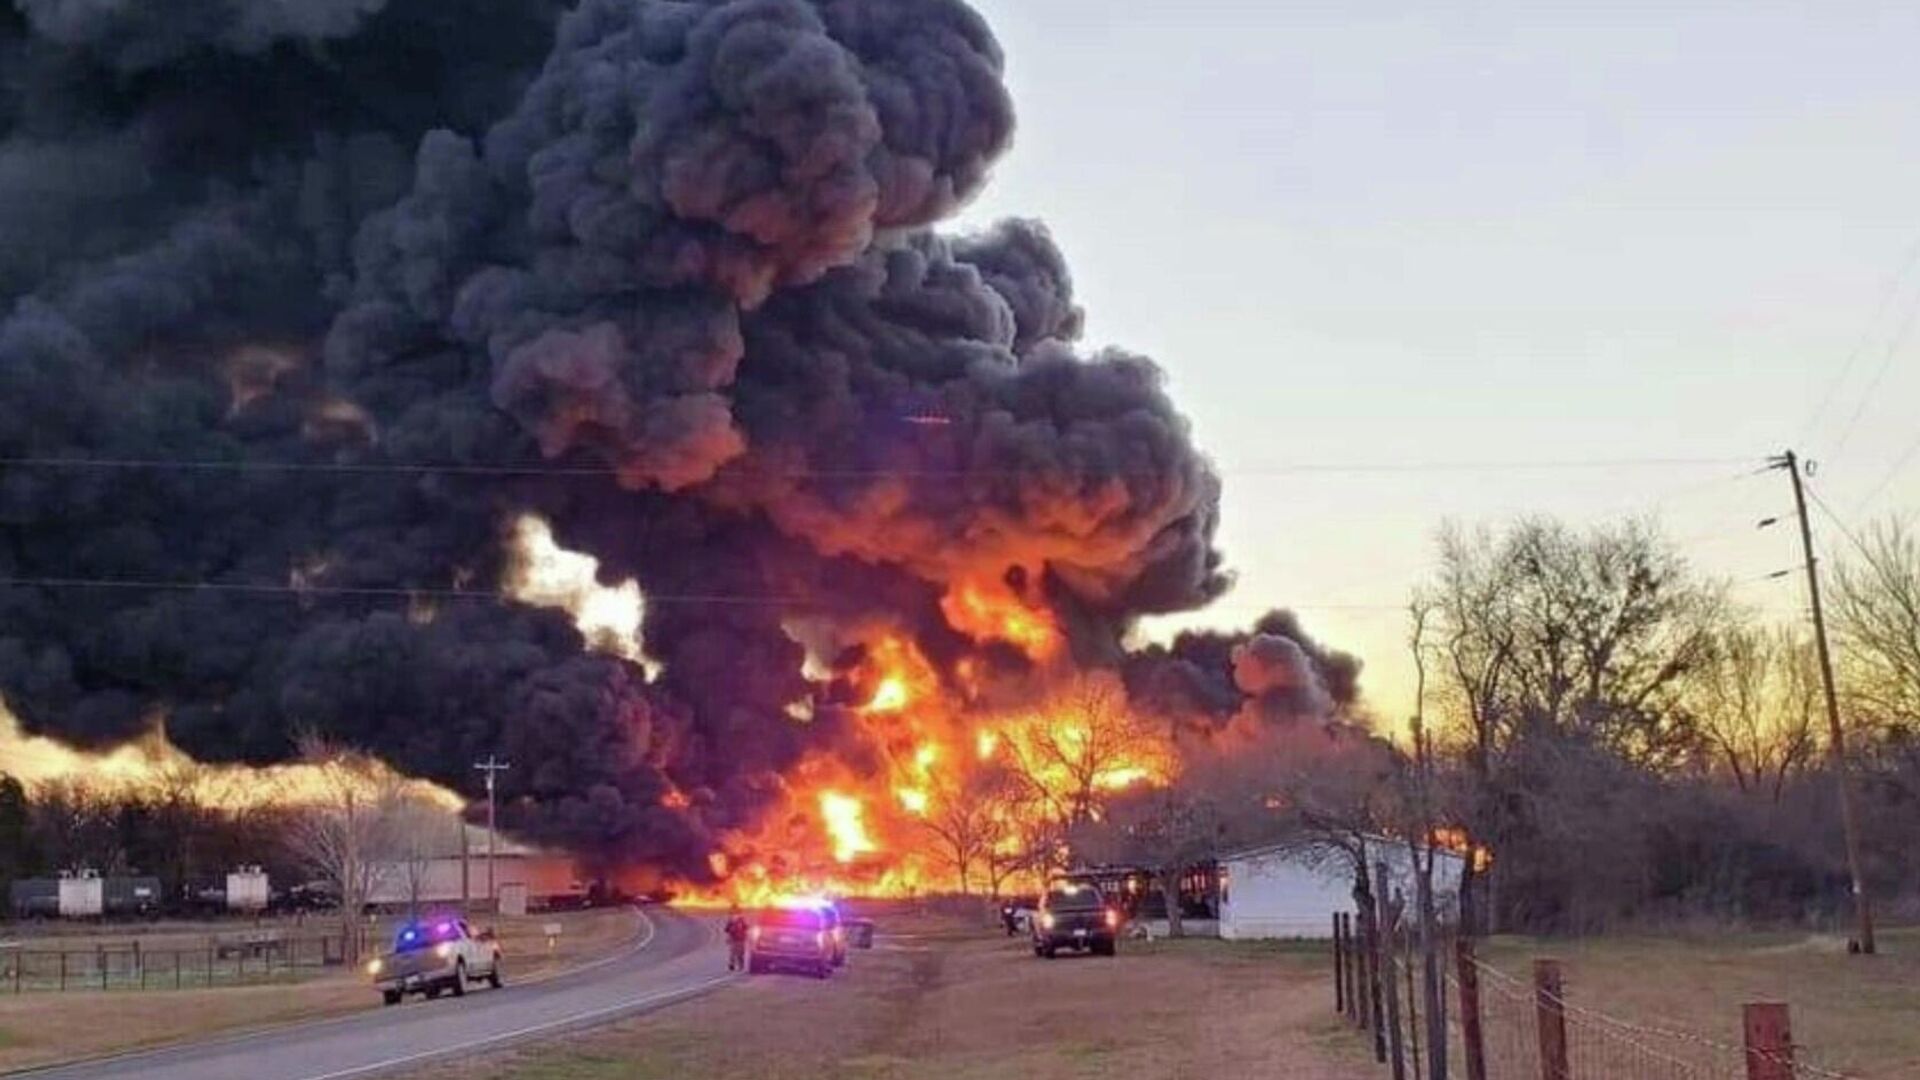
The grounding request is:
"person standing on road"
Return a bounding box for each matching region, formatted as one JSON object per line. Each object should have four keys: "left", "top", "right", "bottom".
{"left": 724, "top": 904, "right": 750, "bottom": 971}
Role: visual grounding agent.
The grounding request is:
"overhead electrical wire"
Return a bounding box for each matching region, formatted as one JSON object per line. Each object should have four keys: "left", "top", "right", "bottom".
{"left": 1852, "top": 430, "right": 1920, "bottom": 519}
{"left": 1798, "top": 229, "right": 1920, "bottom": 450}
{"left": 0, "top": 453, "right": 1755, "bottom": 480}
{"left": 1825, "top": 275, "right": 1920, "bottom": 463}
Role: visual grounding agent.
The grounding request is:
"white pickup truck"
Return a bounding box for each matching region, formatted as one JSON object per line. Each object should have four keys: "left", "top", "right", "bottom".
{"left": 367, "top": 918, "right": 504, "bottom": 1005}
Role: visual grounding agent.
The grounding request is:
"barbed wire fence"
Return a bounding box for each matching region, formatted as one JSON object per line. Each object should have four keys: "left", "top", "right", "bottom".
{"left": 1331, "top": 907, "right": 1864, "bottom": 1080}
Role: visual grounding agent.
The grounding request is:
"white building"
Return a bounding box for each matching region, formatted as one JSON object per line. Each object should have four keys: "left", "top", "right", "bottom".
{"left": 367, "top": 824, "right": 587, "bottom": 910}
{"left": 1216, "top": 837, "right": 1466, "bottom": 941}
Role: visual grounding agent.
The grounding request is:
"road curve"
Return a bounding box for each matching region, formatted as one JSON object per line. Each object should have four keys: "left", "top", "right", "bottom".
{"left": 14, "top": 909, "right": 733, "bottom": 1080}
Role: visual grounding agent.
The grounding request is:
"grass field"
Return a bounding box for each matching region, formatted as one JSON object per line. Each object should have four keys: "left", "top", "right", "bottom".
{"left": 404, "top": 913, "right": 1370, "bottom": 1080}
{"left": 0, "top": 906, "right": 644, "bottom": 1073}
{"left": 1472, "top": 926, "right": 1920, "bottom": 1077}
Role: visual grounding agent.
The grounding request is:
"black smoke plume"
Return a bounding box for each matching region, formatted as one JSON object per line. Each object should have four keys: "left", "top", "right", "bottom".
{"left": 0, "top": 0, "right": 1351, "bottom": 877}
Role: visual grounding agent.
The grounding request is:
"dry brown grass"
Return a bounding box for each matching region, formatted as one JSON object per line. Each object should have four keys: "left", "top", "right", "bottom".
{"left": 403, "top": 914, "right": 1371, "bottom": 1080}
{"left": 0, "top": 906, "right": 643, "bottom": 1072}
{"left": 1475, "top": 926, "right": 1920, "bottom": 1077}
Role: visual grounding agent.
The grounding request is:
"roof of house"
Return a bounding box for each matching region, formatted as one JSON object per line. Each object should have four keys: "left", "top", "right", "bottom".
{"left": 1218, "top": 834, "right": 1465, "bottom": 865}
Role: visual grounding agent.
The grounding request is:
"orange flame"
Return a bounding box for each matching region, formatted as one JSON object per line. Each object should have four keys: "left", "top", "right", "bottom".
{"left": 818, "top": 791, "right": 877, "bottom": 864}
{"left": 940, "top": 579, "right": 1062, "bottom": 660}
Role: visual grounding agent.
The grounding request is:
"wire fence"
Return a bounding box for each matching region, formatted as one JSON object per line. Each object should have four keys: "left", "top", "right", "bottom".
{"left": 0, "top": 933, "right": 346, "bottom": 993}
{"left": 1331, "top": 906, "right": 1860, "bottom": 1080}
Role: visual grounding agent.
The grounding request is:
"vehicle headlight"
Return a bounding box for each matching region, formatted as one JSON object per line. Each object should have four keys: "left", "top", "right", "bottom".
{"left": 366, "top": 959, "right": 383, "bottom": 975}
{"left": 436, "top": 943, "right": 454, "bottom": 959}
{"left": 1040, "top": 913, "right": 1055, "bottom": 930}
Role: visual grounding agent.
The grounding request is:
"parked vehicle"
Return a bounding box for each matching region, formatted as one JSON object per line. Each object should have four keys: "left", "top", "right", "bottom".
{"left": 999, "top": 895, "right": 1038, "bottom": 936}
{"left": 367, "top": 918, "right": 503, "bottom": 1005}
{"left": 748, "top": 905, "right": 835, "bottom": 978}
{"left": 844, "top": 917, "right": 877, "bottom": 949}
{"left": 1031, "top": 883, "right": 1119, "bottom": 958}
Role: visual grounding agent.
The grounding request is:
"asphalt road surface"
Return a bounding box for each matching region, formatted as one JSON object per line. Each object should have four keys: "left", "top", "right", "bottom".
{"left": 18, "top": 909, "right": 732, "bottom": 1080}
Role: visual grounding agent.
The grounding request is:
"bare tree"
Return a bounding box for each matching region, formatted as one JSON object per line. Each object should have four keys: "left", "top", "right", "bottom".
{"left": 1079, "top": 756, "right": 1227, "bottom": 939}
{"left": 386, "top": 795, "right": 461, "bottom": 918}
{"left": 1426, "top": 518, "right": 1725, "bottom": 768}
{"left": 1833, "top": 518, "right": 1920, "bottom": 735}
{"left": 982, "top": 776, "right": 1061, "bottom": 899}
{"left": 1691, "top": 625, "right": 1820, "bottom": 800}
{"left": 917, "top": 766, "right": 1011, "bottom": 896}
{"left": 1005, "top": 674, "right": 1161, "bottom": 827}
{"left": 282, "top": 736, "right": 403, "bottom": 962}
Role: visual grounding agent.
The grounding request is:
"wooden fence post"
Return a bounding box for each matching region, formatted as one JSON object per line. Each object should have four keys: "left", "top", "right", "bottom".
{"left": 1404, "top": 929, "right": 1421, "bottom": 1076}
{"left": 1457, "top": 937, "right": 1487, "bottom": 1080}
{"left": 1743, "top": 1002, "right": 1794, "bottom": 1080}
{"left": 1379, "top": 868, "right": 1407, "bottom": 1080}
{"left": 1533, "top": 959, "right": 1568, "bottom": 1080}
{"left": 1364, "top": 900, "right": 1387, "bottom": 1060}
{"left": 1334, "top": 912, "right": 1347, "bottom": 1014}
{"left": 1344, "top": 914, "right": 1361, "bottom": 1026}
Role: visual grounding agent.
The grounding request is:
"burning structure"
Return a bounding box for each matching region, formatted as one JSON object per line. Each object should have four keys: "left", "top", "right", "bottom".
{"left": 0, "top": 0, "right": 1360, "bottom": 901}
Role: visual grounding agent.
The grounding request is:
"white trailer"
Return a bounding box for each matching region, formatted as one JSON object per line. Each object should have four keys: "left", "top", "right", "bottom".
{"left": 227, "top": 866, "right": 271, "bottom": 912}
{"left": 57, "top": 870, "right": 104, "bottom": 918}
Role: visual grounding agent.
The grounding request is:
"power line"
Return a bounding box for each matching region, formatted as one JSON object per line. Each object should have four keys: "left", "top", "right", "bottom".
{"left": 1805, "top": 483, "right": 1877, "bottom": 562}
{"left": 0, "top": 453, "right": 1756, "bottom": 480}
{"left": 0, "top": 574, "right": 1455, "bottom": 617}
{"left": 1798, "top": 229, "right": 1920, "bottom": 449}
{"left": 1826, "top": 275, "right": 1920, "bottom": 463}
{"left": 1853, "top": 429, "right": 1920, "bottom": 518}
{"left": 0, "top": 576, "right": 809, "bottom": 606}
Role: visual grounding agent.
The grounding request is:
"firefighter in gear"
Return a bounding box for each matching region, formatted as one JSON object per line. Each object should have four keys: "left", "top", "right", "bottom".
{"left": 724, "top": 904, "right": 750, "bottom": 971}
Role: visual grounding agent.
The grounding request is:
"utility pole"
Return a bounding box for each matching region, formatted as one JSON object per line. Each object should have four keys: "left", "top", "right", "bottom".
{"left": 1769, "top": 450, "right": 1875, "bottom": 955}
{"left": 472, "top": 756, "right": 511, "bottom": 912}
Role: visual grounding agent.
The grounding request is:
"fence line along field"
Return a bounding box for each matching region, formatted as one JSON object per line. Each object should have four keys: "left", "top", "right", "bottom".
{"left": 1331, "top": 913, "right": 1920, "bottom": 1080}
{"left": 0, "top": 906, "right": 643, "bottom": 1072}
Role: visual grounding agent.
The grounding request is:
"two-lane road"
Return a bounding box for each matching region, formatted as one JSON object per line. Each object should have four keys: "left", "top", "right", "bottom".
{"left": 16, "top": 909, "right": 733, "bottom": 1080}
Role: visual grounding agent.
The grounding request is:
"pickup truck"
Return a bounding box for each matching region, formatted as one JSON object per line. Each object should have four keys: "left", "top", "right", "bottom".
{"left": 1031, "top": 884, "right": 1119, "bottom": 958}
{"left": 367, "top": 918, "right": 503, "bottom": 1005}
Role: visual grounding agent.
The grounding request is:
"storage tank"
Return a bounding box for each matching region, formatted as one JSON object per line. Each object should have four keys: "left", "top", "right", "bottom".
{"left": 57, "top": 870, "right": 104, "bottom": 918}
{"left": 226, "top": 866, "right": 270, "bottom": 912}
{"left": 103, "top": 875, "right": 161, "bottom": 916}
{"left": 8, "top": 878, "right": 58, "bottom": 918}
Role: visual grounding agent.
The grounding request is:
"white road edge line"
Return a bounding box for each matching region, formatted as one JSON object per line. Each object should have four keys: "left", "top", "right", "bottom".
{"left": 298, "top": 972, "right": 739, "bottom": 1080}
{"left": 0, "top": 907, "right": 662, "bottom": 1080}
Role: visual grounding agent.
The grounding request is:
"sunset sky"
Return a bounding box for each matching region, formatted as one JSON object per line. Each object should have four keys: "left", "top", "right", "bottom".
{"left": 958, "top": 1, "right": 1920, "bottom": 724}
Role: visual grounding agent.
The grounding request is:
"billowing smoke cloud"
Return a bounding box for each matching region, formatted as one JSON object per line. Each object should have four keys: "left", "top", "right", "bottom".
{"left": 0, "top": 0, "right": 1348, "bottom": 877}
{"left": 1125, "top": 610, "right": 1363, "bottom": 730}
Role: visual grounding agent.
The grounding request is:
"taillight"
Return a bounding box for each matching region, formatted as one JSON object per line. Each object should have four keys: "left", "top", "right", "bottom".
{"left": 1105, "top": 909, "right": 1119, "bottom": 929}
{"left": 815, "top": 931, "right": 827, "bottom": 949}
{"left": 749, "top": 926, "right": 761, "bottom": 942}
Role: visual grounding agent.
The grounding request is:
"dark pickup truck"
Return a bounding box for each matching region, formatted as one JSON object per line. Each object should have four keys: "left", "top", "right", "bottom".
{"left": 1031, "top": 884, "right": 1119, "bottom": 958}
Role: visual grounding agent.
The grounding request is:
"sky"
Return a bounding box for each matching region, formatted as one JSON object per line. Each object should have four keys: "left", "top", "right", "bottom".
{"left": 955, "top": 1, "right": 1920, "bottom": 725}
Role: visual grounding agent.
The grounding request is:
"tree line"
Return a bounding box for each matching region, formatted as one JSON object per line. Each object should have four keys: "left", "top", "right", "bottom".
{"left": 1055, "top": 514, "right": 1920, "bottom": 938}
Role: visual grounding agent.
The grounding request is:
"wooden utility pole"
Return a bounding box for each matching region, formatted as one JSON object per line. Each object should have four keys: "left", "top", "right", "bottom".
{"left": 473, "top": 756, "right": 511, "bottom": 912}
{"left": 1771, "top": 450, "right": 1876, "bottom": 955}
